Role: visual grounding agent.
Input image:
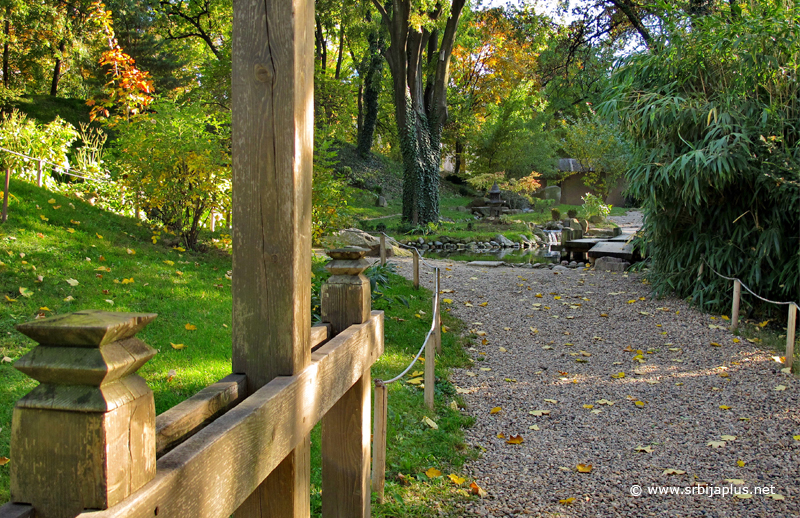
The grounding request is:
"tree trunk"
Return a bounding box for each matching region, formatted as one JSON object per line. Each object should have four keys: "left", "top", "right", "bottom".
{"left": 50, "top": 39, "right": 66, "bottom": 96}
{"left": 3, "top": 7, "right": 10, "bottom": 88}
{"left": 315, "top": 17, "right": 327, "bottom": 71}
{"left": 334, "top": 26, "right": 344, "bottom": 79}
{"left": 375, "top": 0, "right": 466, "bottom": 225}
{"left": 356, "top": 30, "right": 383, "bottom": 158}
{"left": 454, "top": 139, "right": 464, "bottom": 176}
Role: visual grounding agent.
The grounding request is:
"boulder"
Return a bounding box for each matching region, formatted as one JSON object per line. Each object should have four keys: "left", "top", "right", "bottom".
{"left": 494, "top": 234, "right": 515, "bottom": 247}
{"left": 467, "top": 197, "right": 490, "bottom": 208}
{"left": 334, "top": 228, "right": 411, "bottom": 258}
{"left": 542, "top": 185, "right": 561, "bottom": 205}
{"left": 532, "top": 227, "right": 547, "bottom": 241}
{"left": 589, "top": 215, "right": 604, "bottom": 224}
{"left": 375, "top": 195, "right": 387, "bottom": 207}
{"left": 579, "top": 219, "right": 589, "bottom": 233}
{"left": 594, "top": 256, "right": 630, "bottom": 272}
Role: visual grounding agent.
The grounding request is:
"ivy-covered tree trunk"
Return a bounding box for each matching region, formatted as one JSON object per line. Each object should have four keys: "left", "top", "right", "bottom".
{"left": 356, "top": 29, "right": 383, "bottom": 158}
{"left": 374, "top": 0, "right": 466, "bottom": 225}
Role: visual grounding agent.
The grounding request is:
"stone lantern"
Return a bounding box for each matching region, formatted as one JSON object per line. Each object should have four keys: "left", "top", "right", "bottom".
{"left": 488, "top": 182, "right": 503, "bottom": 217}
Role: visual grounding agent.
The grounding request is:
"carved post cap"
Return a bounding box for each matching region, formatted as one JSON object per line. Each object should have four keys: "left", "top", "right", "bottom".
{"left": 322, "top": 248, "right": 372, "bottom": 335}
{"left": 11, "top": 310, "right": 159, "bottom": 517}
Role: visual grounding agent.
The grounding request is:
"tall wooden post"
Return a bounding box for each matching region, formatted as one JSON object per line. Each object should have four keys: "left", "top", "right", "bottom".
{"left": 320, "top": 247, "right": 372, "bottom": 517}
{"left": 371, "top": 380, "right": 388, "bottom": 504}
{"left": 10, "top": 310, "right": 157, "bottom": 518}
{"left": 1, "top": 166, "right": 9, "bottom": 223}
{"left": 413, "top": 249, "right": 419, "bottom": 289}
{"left": 380, "top": 234, "right": 386, "bottom": 266}
{"left": 731, "top": 279, "right": 741, "bottom": 331}
{"left": 37, "top": 160, "right": 43, "bottom": 187}
{"left": 787, "top": 303, "right": 797, "bottom": 372}
{"left": 434, "top": 267, "right": 442, "bottom": 354}
{"left": 231, "top": 0, "right": 313, "bottom": 515}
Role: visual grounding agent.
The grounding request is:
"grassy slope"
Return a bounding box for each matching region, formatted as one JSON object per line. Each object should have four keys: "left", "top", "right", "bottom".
{"left": 0, "top": 179, "right": 479, "bottom": 514}
{"left": 12, "top": 95, "right": 93, "bottom": 127}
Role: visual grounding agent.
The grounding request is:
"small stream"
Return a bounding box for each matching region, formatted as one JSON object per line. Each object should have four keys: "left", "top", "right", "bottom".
{"left": 418, "top": 230, "right": 562, "bottom": 264}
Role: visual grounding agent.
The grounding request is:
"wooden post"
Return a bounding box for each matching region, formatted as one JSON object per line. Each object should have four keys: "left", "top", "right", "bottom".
{"left": 321, "top": 247, "right": 372, "bottom": 517}
{"left": 380, "top": 234, "right": 386, "bottom": 266}
{"left": 424, "top": 325, "right": 435, "bottom": 412}
{"left": 10, "top": 310, "right": 157, "bottom": 518}
{"left": 37, "top": 160, "right": 43, "bottom": 187}
{"left": 371, "top": 380, "right": 388, "bottom": 504}
{"left": 787, "top": 303, "right": 797, "bottom": 372}
{"left": 231, "top": 0, "right": 313, "bottom": 515}
{"left": 731, "top": 279, "right": 741, "bottom": 331}
{"left": 413, "top": 248, "right": 420, "bottom": 289}
{"left": 434, "top": 267, "right": 442, "bottom": 354}
{"left": 1, "top": 167, "right": 8, "bottom": 223}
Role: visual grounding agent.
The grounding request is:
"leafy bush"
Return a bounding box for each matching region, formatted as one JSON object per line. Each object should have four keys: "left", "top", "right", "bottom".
{"left": 111, "top": 100, "right": 231, "bottom": 250}
{"left": 312, "top": 136, "right": 352, "bottom": 243}
{"left": 601, "top": 2, "right": 800, "bottom": 311}
{"left": 532, "top": 198, "right": 554, "bottom": 213}
{"left": 550, "top": 207, "right": 561, "bottom": 221}
{"left": 567, "top": 209, "right": 578, "bottom": 219}
{"left": 579, "top": 193, "right": 612, "bottom": 219}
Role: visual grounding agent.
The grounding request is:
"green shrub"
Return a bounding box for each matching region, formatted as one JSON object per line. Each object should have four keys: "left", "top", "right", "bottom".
{"left": 550, "top": 207, "right": 561, "bottom": 221}
{"left": 312, "top": 137, "right": 353, "bottom": 243}
{"left": 567, "top": 209, "right": 578, "bottom": 219}
{"left": 602, "top": 2, "right": 800, "bottom": 312}
{"left": 579, "top": 193, "right": 612, "bottom": 219}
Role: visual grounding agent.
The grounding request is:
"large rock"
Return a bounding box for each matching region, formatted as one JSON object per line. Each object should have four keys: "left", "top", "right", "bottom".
{"left": 494, "top": 234, "right": 515, "bottom": 247}
{"left": 375, "top": 195, "right": 387, "bottom": 207}
{"left": 542, "top": 185, "right": 561, "bottom": 205}
{"left": 594, "top": 256, "right": 630, "bottom": 272}
{"left": 334, "top": 228, "right": 410, "bottom": 258}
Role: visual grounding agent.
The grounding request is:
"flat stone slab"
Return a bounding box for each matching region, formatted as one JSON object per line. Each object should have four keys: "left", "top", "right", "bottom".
{"left": 608, "top": 234, "right": 637, "bottom": 243}
{"left": 564, "top": 238, "right": 607, "bottom": 251}
{"left": 466, "top": 261, "right": 505, "bottom": 267}
{"left": 587, "top": 241, "right": 636, "bottom": 261}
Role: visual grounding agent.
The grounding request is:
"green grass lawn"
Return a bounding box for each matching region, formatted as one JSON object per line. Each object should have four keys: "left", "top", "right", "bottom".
{"left": 0, "top": 179, "right": 479, "bottom": 514}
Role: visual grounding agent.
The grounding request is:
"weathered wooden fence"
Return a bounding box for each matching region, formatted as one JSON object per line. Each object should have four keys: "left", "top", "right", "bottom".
{"left": 0, "top": 1, "right": 388, "bottom": 517}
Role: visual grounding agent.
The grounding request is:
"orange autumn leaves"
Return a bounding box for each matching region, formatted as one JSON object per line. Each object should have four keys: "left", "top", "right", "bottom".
{"left": 422, "top": 467, "right": 487, "bottom": 498}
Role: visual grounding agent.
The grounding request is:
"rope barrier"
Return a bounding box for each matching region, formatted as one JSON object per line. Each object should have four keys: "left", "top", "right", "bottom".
{"left": 0, "top": 145, "right": 107, "bottom": 183}
{"left": 380, "top": 231, "right": 439, "bottom": 270}
{"left": 702, "top": 257, "right": 799, "bottom": 310}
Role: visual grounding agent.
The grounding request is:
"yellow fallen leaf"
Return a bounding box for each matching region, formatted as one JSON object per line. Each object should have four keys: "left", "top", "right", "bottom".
{"left": 498, "top": 347, "right": 507, "bottom": 352}
{"left": 478, "top": 301, "right": 488, "bottom": 307}
{"left": 576, "top": 464, "right": 593, "bottom": 473}
{"left": 127, "top": 248, "right": 135, "bottom": 255}
{"left": 544, "top": 399, "right": 558, "bottom": 404}
{"left": 707, "top": 441, "right": 726, "bottom": 448}
{"left": 774, "top": 385, "right": 787, "bottom": 391}
{"left": 611, "top": 372, "right": 626, "bottom": 379}
{"left": 185, "top": 323, "right": 197, "bottom": 331}
{"left": 96, "top": 233, "right": 103, "bottom": 239}
{"left": 635, "top": 445, "right": 653, "bottom": 453}
{"left": 173, "top": 246, "right": 186, "bottom": 252}
{"left": 475, "top": 330, "right": 487, "bottom": 336}
{"left": 505, "top": 434, "right": 524, "bottom": 445}
{"left": 490, "top": 407, "right": 501, "bottom": 414}
{"left": 406, "top": 377, "right": 423, "bottom": 385}
{"left": 529, "top": 410, "right": 550, "bottom": 416}
{"left": 63, "top": 295, "right": 74, "bottom": 302}
{"left": 600, "top": 313, "right": 608, "bottom": 317}
{"left": 554, "top": 296, "right": 561, "bottom": 300}
{"left": 734, "top": 494, "right": 752, "bottom": 499}
{"left": 634, "top": 401, "right": 645, "bottom": 407}
{"left": 559, "top": 497, "right": 575, "bottom": 505}
{"left": 425, "top": 467, "right": 442, "bottom": 478}
{"left": 170, "top": 343, "right": 187, "bottom": 350}
{"left": 736, "top": 460, "right": 746, "bottom": 467}
{"left": 766, "top": 494, "right": 785, "bottom": 500}
{"left": 448, "top": 474, "right": 465, "bottom": 485}
{"left": 583, "top": 404, "right": 594, "bottom": 409}
{"left": 5, "top": 295, "right": 16, "bottom": 302}
{"left": 0, "top": 457, "right": 9, "bottom": 466}
{"left": 710, "top": 342, "right": 722, "bottom": 347}
{"left": 121, "top": 278, "right": 135, "bottom": 284}
{"left": 66, "top": 228, "right": 75, "bottom": 233}
{"left": 663, "top": 469, "right": 686, "bottom": 475}
{"left": 442, "top": 298, "right": 453, "bottom": 304}
{"left": 470, "top": 481, "right": 487, "bottom": 498}
{"left": 732, "top": 338, "right": 740, "bottom": 343}
{"left": 70, "top": 220, "right": 80, "bottom": 225}
{"left": 164, "top": 260, "right": 175, "bottom": 266}
{"left": 721, "top": 315, "right": 730, "bottom": 320}
{"left": 719, "top": 405, "right": 731, "bottom": 410}
{"left": 422, "top": 416, "right": 438, "bottom": 429}
{"left": 47, "top": 198, "right": 56, "bottom": 204}
{"left": 39, "top": 306, "right": 51, "bottom": 311}
{"left": 724, "top": 479, "right": 745, "bottom": 485}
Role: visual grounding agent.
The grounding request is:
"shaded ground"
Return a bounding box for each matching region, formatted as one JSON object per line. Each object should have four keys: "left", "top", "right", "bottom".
{"left": 393, "top": 258, "right": 799, "bottom": 517}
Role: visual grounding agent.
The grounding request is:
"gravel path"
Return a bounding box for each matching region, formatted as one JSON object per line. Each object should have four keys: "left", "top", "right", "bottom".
{"left": 393, "top": 258, "right": 799, "bottom": 517}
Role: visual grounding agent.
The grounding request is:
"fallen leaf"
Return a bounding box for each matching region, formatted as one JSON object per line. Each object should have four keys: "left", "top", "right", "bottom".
{"left": 5, "top": 295, "right": 16, "bottom": 302}
{"left": 558, "top": 497, "right": 575, "bottom": 505}
{"left": 544, "top": 399, "right": 558, "bottom": 404}
{"left": 724, "top": 479, "right": 745, "bottom": 485}
{"left": 529, "top": 410, "right": 550, "bottom": 416}
{"left": 611, "top": 372, "right": 626, "bottom": 379}
{"left": 707, "top": 441, "right": 726, "bottom": 448}
{"left": 529, "top": 425, "right": 540, "bottom": 430}
{"left": 65, "top": 278, "right": 79, "bottom": 287}
{"left": 185, "top": 323, "right": 197, "bottom": 331}
{"left": 170, "top": 343, "right": 187, "bottom": 350}
{"left": 721, "top": 435, "right": 737, "bottom": 441}
{"left": 96, "top": 233, "right": 103, "bottom": 239}
{"left": 774, "top": 385, "right": 787, "bottom": 391}
{"left": 719, "top": 405, "right": 731, "bottom": 410}
{"left": 442, "top": 298, "right": 453, "bottom": 304}
{"left": 710, "top": 342, "right": 722, "bottom": 347}
{"left": 634, "top": 401, "right": 645, "bottom": 407}
{"left": 470, "top": 481, "right": 487, "bottom": 498}
{"left": 0, "top": 457, "right": 9, "bottom": 466}
{"left": 63, "top": 295, "right": 74, "bottom": 302}
{"left": 448, "top": 474, "right": 465, "bottom": 485}
{"left": 766, "top": 494, "right": 785, "bottom": 500}
{"left": 505, "top": 434, "right": 524, "bottom": 445}
{"left": 583, "top": 404, "right": 594, "bottom": 409}
{"left": 39, "top": 306, "right": 51, "bottom": 311}
{"left": 1, "top": 356, "right": 12, "bottom": 363}
{"left": 167, "top": 369, "right": 177, "bottom": 382}
{"left": 422, "top": 416, "right": 438, "bottom": 429}
{"left": 576, "top": 464, "right": 593, "bottom": 473}
{"left": 663, "top": 469, "right": 686, "bottom": 475}
{"left": 736, "top": 460, "right": 746, "bottom": 467}
{"left": 734, "top": 494, "right": 752, "bottom": 499}
{"left": 635, "top": 446, "right": 653, "bottom": 453}
{"left": 425, "top": 467, "right": 442, "bottom": 479}
{"left": 490, "top": 407, "right": 501, "bottom": 414}
{"left": 105, "top": 299, "right": 114, "bottom": 305}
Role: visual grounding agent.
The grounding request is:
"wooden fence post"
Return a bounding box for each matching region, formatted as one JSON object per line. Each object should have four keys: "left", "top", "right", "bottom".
{"left": 10, "top": 310, "right": 158, "bottom": 518}
{"left": 380, "top": 234, "right": 386, "bottom": 266}
{"left": 424, "top": 267, "right": 439, "bottom": 410}
{"left": 371, "top": 380, "right": 388, "bottom": 504}
{"left": 787, "top": 303, "right": 797, "bottom": 372}
{"left": 731, "top": 279, "right": 741, "bottom": 331}
{"left": 231, "top": 0, "right": 314, "bottom": 515}
{"left": 37, "top": 160, "right": 43, "bottom": 187}
{"left": 2, "top": 167, "right": 9, "bottom": 223}
{"left": 413, "top": 248, "right": 419, "bottom": 289}
{"left": 434, "top": 267, "right": 442, "bottom": 354}
{"left": 321, "top": 247, "right": 372, "bottom": 517}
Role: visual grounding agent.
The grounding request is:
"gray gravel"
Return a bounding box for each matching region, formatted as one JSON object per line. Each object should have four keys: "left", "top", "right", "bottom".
{"left": 393, "top": 258, "right": 799, "bottom": 517}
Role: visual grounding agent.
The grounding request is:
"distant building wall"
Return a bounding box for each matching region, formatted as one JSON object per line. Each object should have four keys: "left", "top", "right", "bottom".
{"left": 554, "top": 158, "right": 628, "bottom": 207}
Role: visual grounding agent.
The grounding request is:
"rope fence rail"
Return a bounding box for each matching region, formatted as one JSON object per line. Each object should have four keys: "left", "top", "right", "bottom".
{"left": 702, "top": 257, "right": 798, "bottom": 371}
{"left": 371, "top": 235, "right": 442, "bottom": 503}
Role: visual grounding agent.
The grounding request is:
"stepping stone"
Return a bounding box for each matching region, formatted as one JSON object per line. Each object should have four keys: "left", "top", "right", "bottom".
{"left": 466, "top": 261, "right": 505, "bottom": 267}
